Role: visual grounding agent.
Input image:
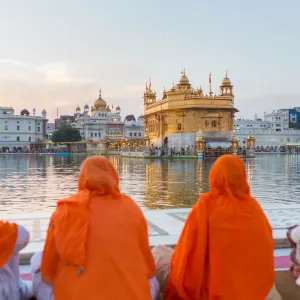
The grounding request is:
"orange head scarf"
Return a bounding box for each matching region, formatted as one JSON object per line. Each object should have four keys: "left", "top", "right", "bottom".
{"left": 209, "top": 154, "right": 250, "bottom": 199}
{"left": 165, "top": 155, "right": 274, "bottom": 300}
{"left": 0, "top": 221, "right": 18, "bottom": 267}
{"left": 51, "top": 156, "right": 120, "bottom": 269}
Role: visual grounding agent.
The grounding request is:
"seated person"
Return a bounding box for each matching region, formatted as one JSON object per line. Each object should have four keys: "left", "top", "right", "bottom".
{"left": 0, "top": 221, "right": 33, "bottom": 299}
{"left": 41, "top": 156, "right": 158, "bottom": 299}
{"left": 153, "top": 155, "right": 282, "bottom": 300}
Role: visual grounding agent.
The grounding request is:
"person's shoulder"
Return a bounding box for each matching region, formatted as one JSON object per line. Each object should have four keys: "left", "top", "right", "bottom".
{"left": 120, "top": 194, "right": 145, "bottom": 216}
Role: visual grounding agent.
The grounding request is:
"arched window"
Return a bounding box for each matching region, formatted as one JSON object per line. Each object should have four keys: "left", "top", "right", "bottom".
{"left": 205, "top": 120, "right": 209, "bottom": 127}
{"left": 212, "top": 120, "right": 217, "bottom": 128}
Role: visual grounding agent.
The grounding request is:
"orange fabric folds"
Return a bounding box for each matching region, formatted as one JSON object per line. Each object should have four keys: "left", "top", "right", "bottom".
{"left": 0, "top": 221, "right": 17, "bottom": 267}
{"left": 165, "top": 155, "right": 274, "bottom": 300}
{"left": 41, "top": 156, "right": 155, "bottom": 300}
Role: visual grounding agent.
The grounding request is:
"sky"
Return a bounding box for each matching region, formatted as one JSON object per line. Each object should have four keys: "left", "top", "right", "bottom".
{"left": 0, "top": 0, "right": 299, "bottom": 121}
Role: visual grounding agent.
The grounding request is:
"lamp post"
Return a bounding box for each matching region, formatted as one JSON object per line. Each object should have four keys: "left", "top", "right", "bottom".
{"left": 247, "top": 135, "right": 255, "bottom": 157}
{"left": 231, "top": 135, "right": 239, "bottom": 155}
{"left": 196, "top": 136, "right": 205, "bottom": 160}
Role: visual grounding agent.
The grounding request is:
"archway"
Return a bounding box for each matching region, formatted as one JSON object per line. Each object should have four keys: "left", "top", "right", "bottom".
{"left": 164, "top": 136, "right": 168, "bottom": 148}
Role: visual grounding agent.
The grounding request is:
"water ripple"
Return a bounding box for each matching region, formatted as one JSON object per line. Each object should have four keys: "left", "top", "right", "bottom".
{"left": 0, "top": 154, "right": 299, "bottom": 214}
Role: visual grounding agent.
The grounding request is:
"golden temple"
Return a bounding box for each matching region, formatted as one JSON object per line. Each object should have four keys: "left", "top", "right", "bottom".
{"left": 142, "top": 70, "right": 238, "bottom": 149}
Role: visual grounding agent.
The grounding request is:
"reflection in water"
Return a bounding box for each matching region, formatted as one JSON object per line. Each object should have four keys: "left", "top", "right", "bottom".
{"left": 0, "top": 154, "right": 300, "bottom": 215}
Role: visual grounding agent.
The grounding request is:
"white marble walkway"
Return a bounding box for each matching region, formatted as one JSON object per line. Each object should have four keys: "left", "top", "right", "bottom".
{"left": 2, "top": 203, "right": 300, "bottom": 255}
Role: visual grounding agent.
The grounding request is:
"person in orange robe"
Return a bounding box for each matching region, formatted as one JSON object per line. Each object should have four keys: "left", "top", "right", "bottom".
{"left": 162, "top": 155, "right": 281, "bottom": 300}
{"left": 41, "top": 156, "right": 156, "bottom": 300}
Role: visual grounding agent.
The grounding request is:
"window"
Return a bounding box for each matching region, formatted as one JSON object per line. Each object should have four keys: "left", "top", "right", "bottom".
{"left": 129, "top": 132, "right": 132, "bottom": 137}
{"left": 276, "top": 124, "right": 281, "bottom": 127}
{"left": 17, "top": 136, "right": 20, "bottom": 142}
{"left": 37, "top": 127, "right": 40, "bottom": 132}
{"left": 91, "top": 133, "right": 93, "bottom": 137}
{"left": 211, "top": 120, "right": 217, "bottom": 128}
{"left": 5, "top": 125, "right": 7, "bottom": 131}
{"left": 138, "top": 132, "right": 142, "bottom": 137}
{"left": 177, "top": 123, "right": 182, "bottom": 131}
{"left": 29, "top": 137, "right": 31, "bottom": 142}
{"left": 205, "top": 120, "right": 209, "bottom": 127}
{"left": 17, "top": 125, "right": 20, "bottom": 131}
{"left": 94, "top": 133, "right": 97, "bottom": 137}
{"left": 29, "top": 126, "right": 31, "bottom": 131}
{"left": 134, "top": 132, "right": 137, "bottom": 137}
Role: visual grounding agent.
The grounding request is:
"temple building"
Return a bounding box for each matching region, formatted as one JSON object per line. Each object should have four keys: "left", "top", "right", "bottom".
{"left": 123, "top": 115, "right": 144, "bottom": 139}
{"left": 142, "top": 71, "right": 238, "bottom": 150}
{"left": 71, "top": 90, "right": 124, "bottom": 151}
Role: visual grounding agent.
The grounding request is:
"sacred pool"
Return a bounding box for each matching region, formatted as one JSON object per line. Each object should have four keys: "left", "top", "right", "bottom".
{"left": 0, "top": 154, "right": 300, "bottom": 214}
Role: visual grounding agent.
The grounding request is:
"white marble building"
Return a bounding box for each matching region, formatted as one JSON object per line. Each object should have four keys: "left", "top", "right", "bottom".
{"left": 72, "top": 90, "right": 124, "bottom": 147}
{"left": 45, "top": 122, "right": 55, "bottom": 141}
{"left": 123, "top": 115, "right": 144, "bottom": 139}
{"left": 235, "top": 111, "right": 300, "bottom": 147}
{"left": 0, "top": 107, "right": 48, "bottom": 151}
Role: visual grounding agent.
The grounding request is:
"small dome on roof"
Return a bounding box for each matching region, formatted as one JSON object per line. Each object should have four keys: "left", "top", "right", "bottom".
{"left": 125, "top": 115, "right": 136, "bottom": 122}
{"left": 222, "top": 77, "right": 232, "bottom": 86}
{"left": 179, "top": 71, "right": 190, "bottom": 85}
{"left": 84, "top": 104, "right": 89, "bottom": 109}
{"left": 221, "top": 71, "right": 232, "bottom": 86}
{"left": 20, "top": 109, "right": 30, "bottom": 116}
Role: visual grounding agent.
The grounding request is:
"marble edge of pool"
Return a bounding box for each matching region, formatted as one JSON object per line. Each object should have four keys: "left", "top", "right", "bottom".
{"left": 2, "top": 206, "right": 297, "bottom": 265}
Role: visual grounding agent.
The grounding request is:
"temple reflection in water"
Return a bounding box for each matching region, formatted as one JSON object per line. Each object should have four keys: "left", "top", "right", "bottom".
{"left": 0, "top": 155, "right": 299, "bottom": 214}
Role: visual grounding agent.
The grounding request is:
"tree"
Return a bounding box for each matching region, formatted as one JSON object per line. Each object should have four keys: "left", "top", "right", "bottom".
{"left": 51, "top": 126, "right": 82, "bottom": 143}
{"left": 289, "top": 122, "right": 298, "bottom": 129}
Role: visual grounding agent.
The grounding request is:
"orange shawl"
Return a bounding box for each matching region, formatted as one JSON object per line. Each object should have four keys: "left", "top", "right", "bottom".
{"left": 165, "top": 155, "right": 274, "bottom": 300}
{"left": 42, "top": 156, "right": 121, "bottom": 275}
{"left": 41, "top": 156, "right": 155, "bottom": 299}
{"left": 0, "top": 221, "right": 18, "bottom": 267}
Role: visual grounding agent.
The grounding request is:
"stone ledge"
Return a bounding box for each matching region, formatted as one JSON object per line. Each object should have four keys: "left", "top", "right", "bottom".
{"left": 275, "top": 270, "right": 300, "bottom": 300}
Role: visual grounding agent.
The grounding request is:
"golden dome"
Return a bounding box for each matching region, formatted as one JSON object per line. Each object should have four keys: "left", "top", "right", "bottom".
{"left": 221, "top": 71, "right": 232, "bottom": 86}
{"left": 222, "top": 77, "right": 232, "bottom": 86}
{"left": 94, "top": 89, "right": 107, "bottom": 110}
{"left": 147, "top": 89, "right": 154, "bottom": 95}
{"left": 179, "top": 71, "right": 190, "bottom": 85}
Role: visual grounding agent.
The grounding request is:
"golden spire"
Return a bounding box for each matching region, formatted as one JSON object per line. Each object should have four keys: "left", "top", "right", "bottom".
{"left": 99, "top": 88, "right": 102, "bottom": 98}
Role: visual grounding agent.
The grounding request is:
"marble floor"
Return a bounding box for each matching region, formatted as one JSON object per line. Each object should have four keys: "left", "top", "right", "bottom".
{"left": 2, "top": 203, "right": 300, "bottom": 256}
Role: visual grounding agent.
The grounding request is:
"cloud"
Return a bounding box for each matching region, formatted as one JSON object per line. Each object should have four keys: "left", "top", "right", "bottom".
{"left": 0, "top": 59, "right": 93, "bottom": 84}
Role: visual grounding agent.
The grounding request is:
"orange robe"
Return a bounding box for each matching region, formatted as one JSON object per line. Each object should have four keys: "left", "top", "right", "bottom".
{"left": 165, "top": 155, "right": 274, "bottom": 300}
{"left": 41, "top": 156, "right": 155, "bottom": 300}
{"left": 0, "top": 221, "right": 18, "bottom": 267}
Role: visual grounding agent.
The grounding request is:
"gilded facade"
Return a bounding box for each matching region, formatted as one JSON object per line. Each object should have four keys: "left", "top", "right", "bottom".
{"left": 143, "top": 71, "right": 238, "bottom": 149}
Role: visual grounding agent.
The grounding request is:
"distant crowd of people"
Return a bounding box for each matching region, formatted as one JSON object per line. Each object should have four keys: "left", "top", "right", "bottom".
{"left": 2, "top": 155, "right": 300, "bottom": 299}
{"left": 150, "top": 145, "right": 197, "bottom": 156}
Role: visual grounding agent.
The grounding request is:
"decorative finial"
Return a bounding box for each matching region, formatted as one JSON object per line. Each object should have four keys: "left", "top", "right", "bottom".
{"left": 163, "top": 85, "right": 166, "bottom": 92}
{"left": 225, "top": 70, "right": 228, "bottom": 77}
{"left": 145, "top": 81, "right": 148, "bottom": 91}
{"left": 99, "top": 89, "right": 102, "bottom": 98}
{"left": 149, "top": 77, "right": 152, "bottom": 90}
